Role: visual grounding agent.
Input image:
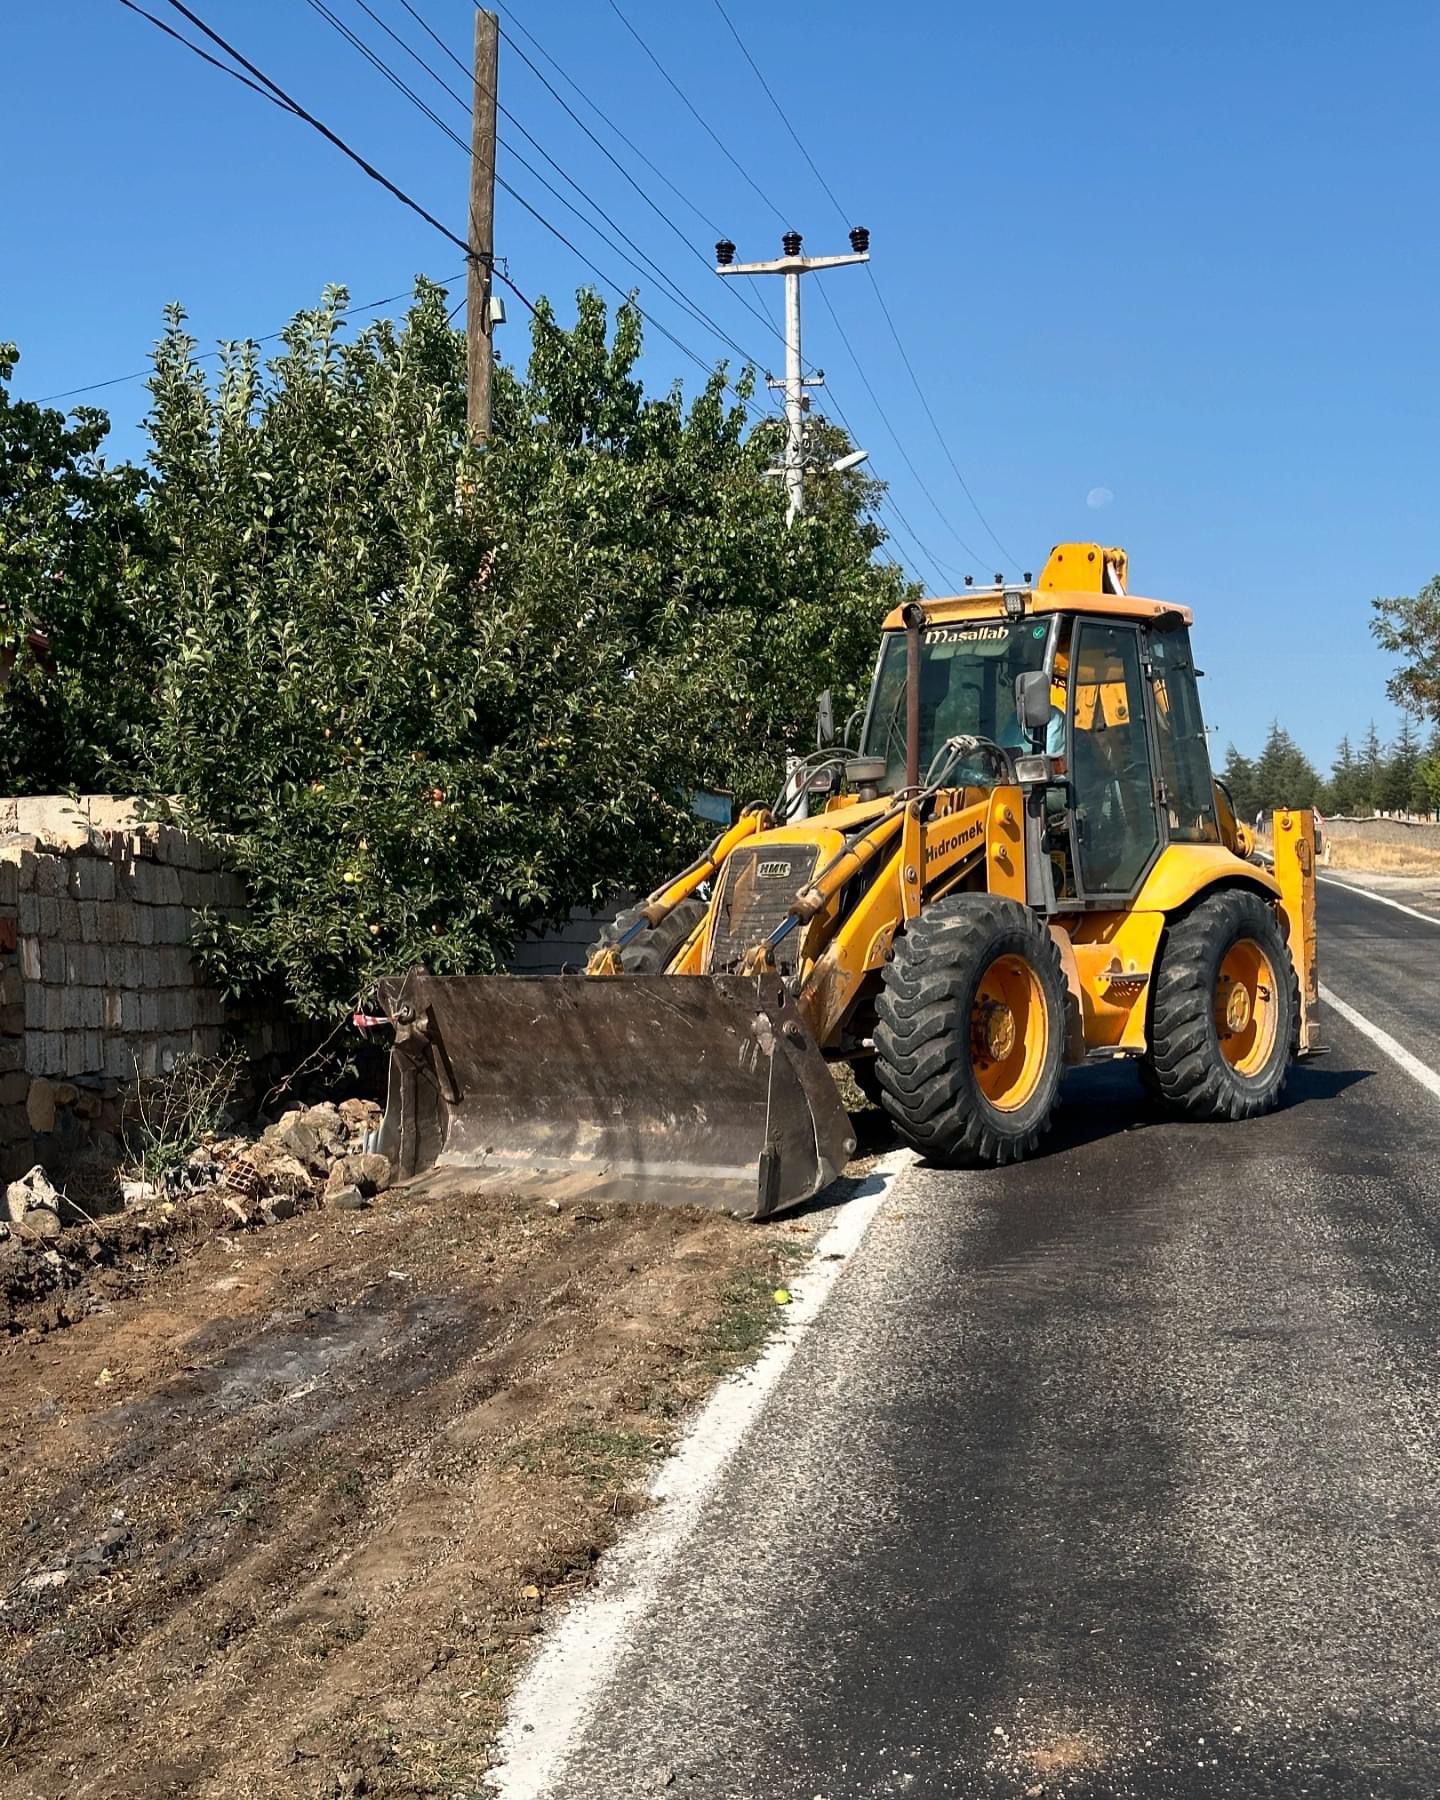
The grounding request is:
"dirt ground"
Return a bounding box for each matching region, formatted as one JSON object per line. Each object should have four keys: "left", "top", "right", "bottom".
{"left": 0, "top": 1174, "right": 823, "bottom": 1798}
{"left": 1324, "top": 837, "right": 1440, "bottom": 876}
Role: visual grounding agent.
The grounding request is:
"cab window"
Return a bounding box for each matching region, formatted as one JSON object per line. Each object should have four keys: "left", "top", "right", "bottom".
{"left": 1070, "top": 623, "right": 1159, "bottom": 894}
{"left": 1149, "top": 625, "right": 1219, "bottom": 844}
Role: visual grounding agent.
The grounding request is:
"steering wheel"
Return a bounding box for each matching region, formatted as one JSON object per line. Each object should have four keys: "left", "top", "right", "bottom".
{"left": 927, "top": 734, "right": 1013, "bottom": 789}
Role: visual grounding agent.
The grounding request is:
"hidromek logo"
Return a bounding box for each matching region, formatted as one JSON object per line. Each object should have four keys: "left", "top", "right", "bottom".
{"left": 924, "top": 819, "right": 984, "bottom": 866}
{"left": 757, "top": 860, "right": 792, "bottom": 877}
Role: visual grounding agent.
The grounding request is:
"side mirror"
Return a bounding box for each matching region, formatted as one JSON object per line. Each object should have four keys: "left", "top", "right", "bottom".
{"left": 815, "top": 690, "right": 836, "bottom": 749}
{"left": 1014, "top": 669, "right": 1052, "bottom": 734}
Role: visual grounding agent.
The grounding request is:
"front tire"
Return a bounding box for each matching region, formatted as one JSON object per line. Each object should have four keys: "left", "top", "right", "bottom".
{"left": 873, "top": 894, "right": 1067, "bottom": 1166}
{"left": 590, "top": 898, "right": 708, "bottom": 974}
{"left": 1144, "top": 888, "right": 1296, "bottom": 1119}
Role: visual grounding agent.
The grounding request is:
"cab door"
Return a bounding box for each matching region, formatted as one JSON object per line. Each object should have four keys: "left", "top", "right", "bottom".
{"left": 1067, "top": 620, "right": 1162, "bottom": 900}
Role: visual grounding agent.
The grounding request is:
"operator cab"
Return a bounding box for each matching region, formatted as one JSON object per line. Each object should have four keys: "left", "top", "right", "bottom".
{"left": 853, "top": 547, "right": 1220, "bottom": 908}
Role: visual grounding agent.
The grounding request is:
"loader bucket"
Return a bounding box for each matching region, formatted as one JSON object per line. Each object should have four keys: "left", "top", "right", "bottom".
{"left": 374, "top": 971, "right": 857, "bottom": 1219}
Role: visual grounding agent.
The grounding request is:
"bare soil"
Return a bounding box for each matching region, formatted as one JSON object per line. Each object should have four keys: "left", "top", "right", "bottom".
{"left": 1324, "top": 839, "right": 1440, "bottom": 876}
{"left": 0, "top": 1179, "right": 817, "bottom": 1798}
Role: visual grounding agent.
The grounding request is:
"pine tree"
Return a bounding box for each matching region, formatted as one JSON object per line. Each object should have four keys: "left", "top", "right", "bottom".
{"left": 1253, "top": 721, "right": 1322, "bottom": 812}
{"left": 1377, "top": 718, "right": 1420, "bottom": 814}
{"left": 1415, "top": 726, "right": 1440, "bottom": 818}
{"left": 1357, "top": 720, "right": 1386, "bottom": 815}
{"left": 1220, "top": 744, "right": 1258, "bottom": 823}
{"left": 1329, "top": 735, "right": 1359, "bottom": 814}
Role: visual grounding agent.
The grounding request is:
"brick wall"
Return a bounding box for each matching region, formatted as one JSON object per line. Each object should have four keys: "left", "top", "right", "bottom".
{"left": 0, "top": 797, "right": 293, "bottom": 1181}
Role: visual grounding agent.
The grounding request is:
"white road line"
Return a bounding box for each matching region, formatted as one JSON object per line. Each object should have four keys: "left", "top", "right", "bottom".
{"left": 1319, "top": 875, "right": 1440, "bottom": 928}
{"left": 488, "top": 1146, "right": 916, "bottom": 1800}
{"left": 1320, "top": 983, "right": 1440, "bottom": 1104}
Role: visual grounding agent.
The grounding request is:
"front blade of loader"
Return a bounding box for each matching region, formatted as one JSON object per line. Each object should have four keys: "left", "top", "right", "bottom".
{"left": 374, "top": 972, "right": 856, "bottom": 1219}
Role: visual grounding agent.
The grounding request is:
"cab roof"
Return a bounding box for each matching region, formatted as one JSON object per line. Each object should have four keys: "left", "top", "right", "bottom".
{"left": 880, "top": 541, "right": 1194, "bottom": 631}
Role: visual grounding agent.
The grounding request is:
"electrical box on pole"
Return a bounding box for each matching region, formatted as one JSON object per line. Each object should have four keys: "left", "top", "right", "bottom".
{"left": 715, "top": 229, "right": 870, "bottom": 524}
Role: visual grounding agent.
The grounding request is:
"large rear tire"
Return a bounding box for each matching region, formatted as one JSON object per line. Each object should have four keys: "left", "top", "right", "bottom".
{"left": 874, "top": 894, "right": 1066, "bottom": 1166}
{"left": 590, "top": 898, "right": 708, "bottom": 974}
{"left": 1144, "top": 888, "right": 1296, "bottom": 1119}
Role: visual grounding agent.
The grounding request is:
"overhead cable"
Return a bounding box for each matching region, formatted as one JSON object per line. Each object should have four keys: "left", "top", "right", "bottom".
{"left": 122, "top": 0, "right": 766, "bottom": 420}
{"left": 704, "top": 0, "right": 1019, "bottom": 568}
{"left": 38, "top": 279, "right": 465, "bottom": 405}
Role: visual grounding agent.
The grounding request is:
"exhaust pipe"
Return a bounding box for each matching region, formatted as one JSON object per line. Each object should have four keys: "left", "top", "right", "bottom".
{"left": 903, "top": 600, "right": 925, "bottom": 791}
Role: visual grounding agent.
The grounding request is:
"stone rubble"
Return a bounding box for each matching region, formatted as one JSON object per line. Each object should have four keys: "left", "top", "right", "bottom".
{"left": 5, "top": 1164, "right": 65, "bottom": 1237}
{"left": 182, "top": 1097, "right": 388, "bottom": 1226}
{"left": 8, "top": 1098, "right": 388, "bottom": 1244}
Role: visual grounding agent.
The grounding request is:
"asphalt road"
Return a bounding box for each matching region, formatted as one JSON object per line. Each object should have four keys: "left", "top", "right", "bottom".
{"left": 530, "top": 880, "right": 1440, "bottom": 1799}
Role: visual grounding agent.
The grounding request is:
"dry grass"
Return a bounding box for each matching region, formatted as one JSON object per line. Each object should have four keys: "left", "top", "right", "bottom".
{"left": 1324, "top": 839, "right": 1440, "bottom": 876}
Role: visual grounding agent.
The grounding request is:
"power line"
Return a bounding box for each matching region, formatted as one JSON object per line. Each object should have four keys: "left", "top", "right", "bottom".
{"left": 151, "top": 0, "right": 473, "bottom": 260}
{"left": 312, "top": 0, "right": 771, "bottom": 377}
{"left": 364, "top": 0, "right": 791, "bottom": 373}
{"left": 703, "top": 0, "right": 1018, "bottom": 569}
{"left": 491, "top": 3, "right": 724, "bottom": 236}
{"left": 709, "top": 0, "right": 846, "bottom": 221}
{"left": 37, "top": 279, "right": 465, "bottom": 405}
{"left": 298, "top": 0, "right": 774, "bottom": 412}
{"left": 468, "top": 3, "right": 797, "bottom": 367}
{"left": 124, "top": 0, "right": 766, "bottom": 423}
{"left": 603, "top": 0, "right": 789, "bottom": 227}
{"left": 812, "top": 281, "right": 984, "bottom": 567}
{"left": 119, "top": 0, "right": 531, "bottom": 327}
{"left": 115, "top": 0, "right": 299, "bottom": 111}
{"left": 816, "top": 391, "right": 963, "bottom": 593}
{"left": 592, "top": 0, "right": 964, "bottom": 585}
{"left": 861, "top": 270, "right": 1017, "bottom": 568}
{"left": 116, "top": 0, "right": 922, "bottom": 574}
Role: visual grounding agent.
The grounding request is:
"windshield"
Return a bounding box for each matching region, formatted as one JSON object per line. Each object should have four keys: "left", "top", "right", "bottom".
{"left": 861, "top": 618, "right": 1055, "bottom": 790}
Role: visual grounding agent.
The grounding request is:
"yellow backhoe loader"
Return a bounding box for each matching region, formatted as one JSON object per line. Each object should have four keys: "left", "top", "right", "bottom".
{"left": 377, "top": 543, "right": 1318, "bottom": 1217}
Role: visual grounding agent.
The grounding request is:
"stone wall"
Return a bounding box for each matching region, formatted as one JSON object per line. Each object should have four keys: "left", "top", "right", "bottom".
{"left": 0, "top": 797, "right": 281, "bottom": 1181}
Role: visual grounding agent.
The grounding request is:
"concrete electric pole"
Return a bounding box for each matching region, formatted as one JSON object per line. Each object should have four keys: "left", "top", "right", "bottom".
{"left": 466, "top": 9, "right": 499, "bottom": 446}
{"left": 715, "top": 229, "right": 870, "bottom": 523}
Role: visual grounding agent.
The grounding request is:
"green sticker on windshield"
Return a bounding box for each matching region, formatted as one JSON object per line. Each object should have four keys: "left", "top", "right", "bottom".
{"left": 1032, "top": 625, "right": 1046, "bottom": 638}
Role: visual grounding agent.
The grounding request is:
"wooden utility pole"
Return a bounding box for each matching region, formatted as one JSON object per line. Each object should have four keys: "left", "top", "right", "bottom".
{"left": 466, "top": 9, "right": 499, "bottom": 446}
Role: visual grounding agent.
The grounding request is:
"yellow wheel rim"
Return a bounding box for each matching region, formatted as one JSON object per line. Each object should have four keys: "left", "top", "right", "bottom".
{"left": 1214, "top": 937, "right": 1279, "bottom": 1077}
{"left": 970, "top": 954, "right": 1048, "bottom": 1112}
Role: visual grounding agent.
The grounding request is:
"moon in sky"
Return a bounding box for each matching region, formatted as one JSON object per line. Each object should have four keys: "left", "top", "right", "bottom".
{"left": 1086, "top": 486, "right": 1115, "bottom": 510}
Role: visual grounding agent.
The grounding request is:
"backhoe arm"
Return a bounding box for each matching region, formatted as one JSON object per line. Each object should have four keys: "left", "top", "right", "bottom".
{"left": 586, "top": 807, "right": 771, "bottom": 975}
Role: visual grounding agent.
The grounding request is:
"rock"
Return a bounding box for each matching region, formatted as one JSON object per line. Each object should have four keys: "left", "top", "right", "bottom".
{"left": 302, "top": 1102, "right": 346, "bottom": 1150}
{"left": 263, "top": 1108, "right": 324, "bottom": 1166}
{"left": 222, "top": 1195, "right": 252, "bottom": 1228}
{"left": 18, "top": 1206, "right": 62, "bottom": 1240}
{"left": 6, "top": 1165, "right": 63, "bottom": 1226}
{"left": 23, "top": 1568, "right": 70, "bottom": 1593}
{"left": 261, "top": 1194, "right": 297, "bottom": 1225}
{"left": 326, "top": 1152, "right": 392, "bottom": 1198}
{"left": 209, "top": 1135, "right": 255, "bottom": 1164}
{"left": 329, "top": 1185, "right": 369, "bottom": 1212}
{"left": 338, "top": 1097, "right": 382, "bottom": 1137}
{"left": 76, "top": 1524, "right": 131, "bottom": 1568}
{"left": 237, "top": 1143, "right": 314, "bottom": 1198}
{"left": 26, "top": 1077, "right": 58, "bottom": 1135}
{"left": 121, "top": 1179, "right": 159, "bottom": 1210}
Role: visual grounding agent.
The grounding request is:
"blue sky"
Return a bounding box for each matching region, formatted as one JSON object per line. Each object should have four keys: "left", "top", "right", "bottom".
{"left": 5, "top": 1, "right": 1437, "bottom": 768}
